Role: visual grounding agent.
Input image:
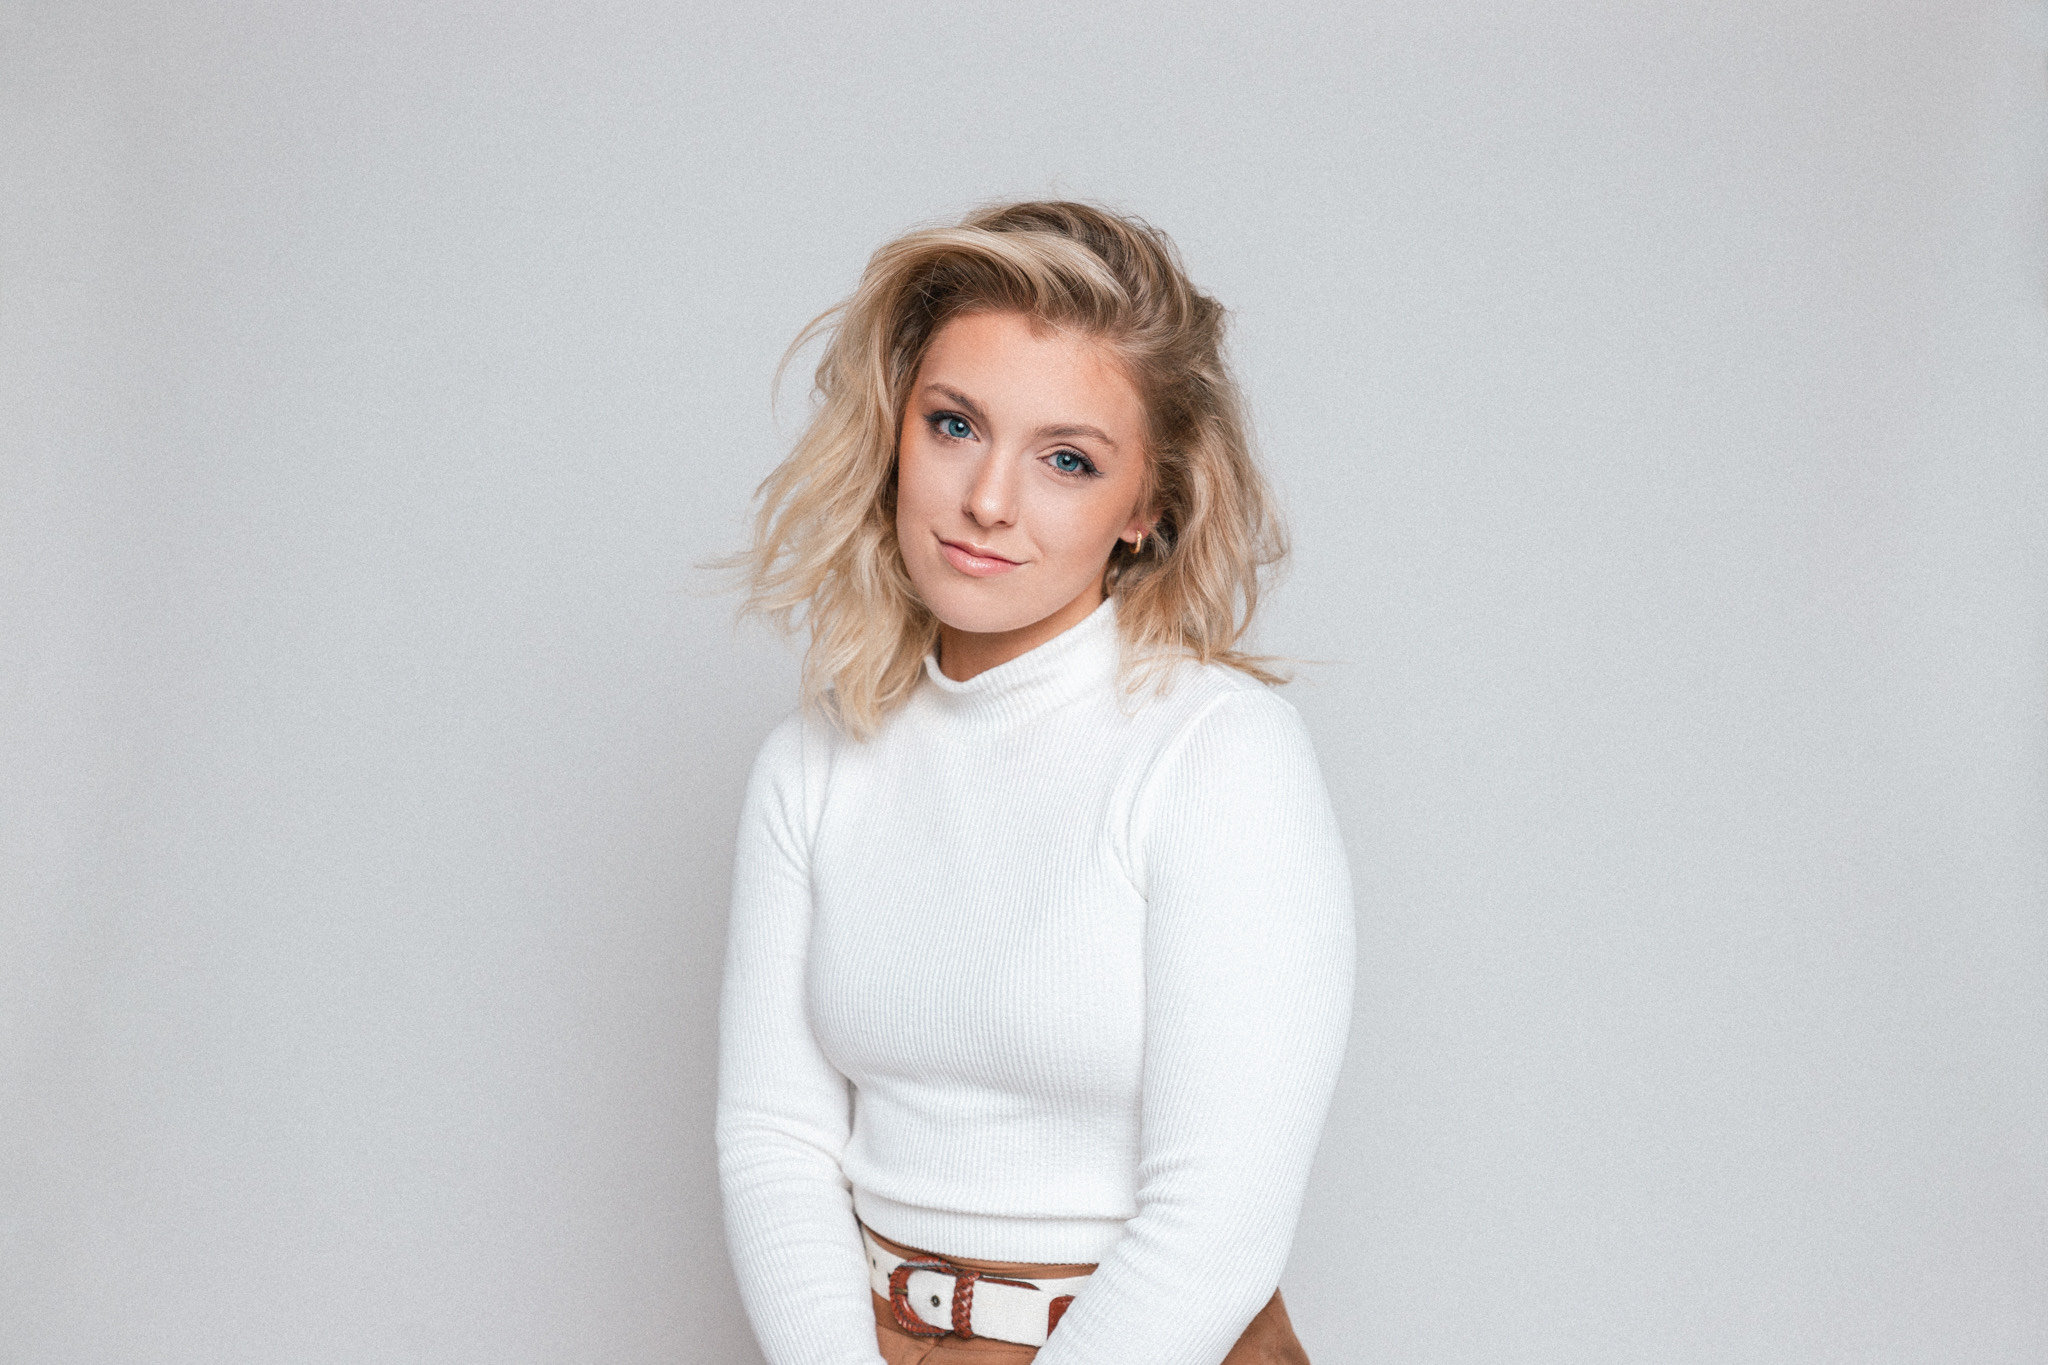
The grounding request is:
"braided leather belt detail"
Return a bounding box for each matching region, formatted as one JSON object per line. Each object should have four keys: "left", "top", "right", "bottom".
{"left": 862, "top": 1225, "right": 1085, "bottom": 1347}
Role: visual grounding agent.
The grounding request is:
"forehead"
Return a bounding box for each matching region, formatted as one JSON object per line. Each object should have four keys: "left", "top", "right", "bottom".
{"left": 917, "top": 311, "right": 1143, "bottom": 427}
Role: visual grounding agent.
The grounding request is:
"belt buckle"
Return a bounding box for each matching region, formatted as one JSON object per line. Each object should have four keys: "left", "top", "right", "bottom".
{"left": 888, "top": 1256, "right": 966, "bottom": 1338}
{"left": 887, "top": 1255, "right": 1041, "bottom": 1341}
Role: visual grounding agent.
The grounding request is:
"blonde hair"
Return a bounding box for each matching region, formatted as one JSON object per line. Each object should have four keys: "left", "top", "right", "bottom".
{"left": 732, "top": 200, "right": 1287, "bottom": 737}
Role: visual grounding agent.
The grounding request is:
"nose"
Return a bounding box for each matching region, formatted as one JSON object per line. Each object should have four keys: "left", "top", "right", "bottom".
{"left": 964, "top": 448, "right": 1017, "bottom": 529}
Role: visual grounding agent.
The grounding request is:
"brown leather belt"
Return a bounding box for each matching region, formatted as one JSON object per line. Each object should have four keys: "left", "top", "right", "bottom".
{"left": 861, "top": 1225, "right": 1093, "bottom": 1347}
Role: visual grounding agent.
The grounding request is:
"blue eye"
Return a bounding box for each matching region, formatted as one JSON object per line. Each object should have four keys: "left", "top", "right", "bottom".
{"left": 1050, "top": 450, "right": 1096, "bottom": 476}
{"left": 935, "top": 414, "right": 973, "bottom": 440}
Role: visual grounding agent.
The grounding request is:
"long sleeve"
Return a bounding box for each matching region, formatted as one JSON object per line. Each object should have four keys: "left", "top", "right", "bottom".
{"left": 716, "top": 715, "right": 883, "bottom": 1365}
{"left": 1035, "top": 690, "right": 1356, "bottom": 1365}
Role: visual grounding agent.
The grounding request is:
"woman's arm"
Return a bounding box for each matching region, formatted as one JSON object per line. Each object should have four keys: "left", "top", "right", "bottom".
{"left": 1039, "top": 688, "right": 1357, "bottom": 1365}
{"left": 717, "top": 715, "right": 884, "bottom": 1365}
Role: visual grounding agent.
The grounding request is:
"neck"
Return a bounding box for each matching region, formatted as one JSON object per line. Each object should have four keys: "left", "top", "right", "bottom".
{"left": 936, "top": 583, "right": 1106, "bottom": 682}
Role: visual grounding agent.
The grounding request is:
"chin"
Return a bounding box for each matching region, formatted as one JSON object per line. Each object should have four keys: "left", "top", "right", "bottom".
{"left": 914, "top": 576, "right": 1062, "bottom": 638}
{"left": 924, "top": 595, "right": 1049, "bottom": 637}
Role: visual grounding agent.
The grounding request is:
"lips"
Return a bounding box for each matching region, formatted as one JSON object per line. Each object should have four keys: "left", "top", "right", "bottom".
{"left": 938, "top": 538, "right": 1023, "bottom": 577}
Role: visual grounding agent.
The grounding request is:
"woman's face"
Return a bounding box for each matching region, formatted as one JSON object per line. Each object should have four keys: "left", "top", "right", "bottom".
{"left": 895, "top": 309, "right": 1152, "bottom": 679}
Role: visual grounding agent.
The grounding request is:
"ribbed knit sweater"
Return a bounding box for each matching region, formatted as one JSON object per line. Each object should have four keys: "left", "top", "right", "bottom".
{"left": 717, "top": 600, "right": 1355, "bottom": 1365}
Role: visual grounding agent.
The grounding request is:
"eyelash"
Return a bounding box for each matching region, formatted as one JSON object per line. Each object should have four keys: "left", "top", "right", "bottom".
{"left": 925, "top": 411, "right": 1102, "bottom": 479}
{"left": 1047, "top": 449, "right": 1102, "bottom": 478}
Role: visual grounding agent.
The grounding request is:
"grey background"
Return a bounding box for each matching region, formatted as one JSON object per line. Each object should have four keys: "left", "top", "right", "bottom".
{"left": 4, "top": 2, "right": 2043, "bottom": 1361}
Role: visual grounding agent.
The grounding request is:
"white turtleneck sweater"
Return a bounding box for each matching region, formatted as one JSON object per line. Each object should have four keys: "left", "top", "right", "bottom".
{"left": 717, "top": 601, "right": 1354, "bottom": 1365}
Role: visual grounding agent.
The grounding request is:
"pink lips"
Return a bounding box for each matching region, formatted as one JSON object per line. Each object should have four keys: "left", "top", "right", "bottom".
{"left": 939, "top": 538, "right": 1023, "bottom": 577}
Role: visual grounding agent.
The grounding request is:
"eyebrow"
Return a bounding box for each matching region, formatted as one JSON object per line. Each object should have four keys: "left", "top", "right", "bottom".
{"left": 921, "top": 384, "right": 1120, "bottom": 450}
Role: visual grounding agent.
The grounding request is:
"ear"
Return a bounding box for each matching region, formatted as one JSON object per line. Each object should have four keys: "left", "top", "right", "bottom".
{"left": 1123, "top": 448, "right": 1160, "bottom": 546}
{"left": 1120, "top": 499, "right": 1158, "bottom": 546}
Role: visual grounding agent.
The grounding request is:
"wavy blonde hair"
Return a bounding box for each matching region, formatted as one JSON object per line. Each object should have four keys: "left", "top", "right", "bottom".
{"left": 731, "top": 200, "right": 1287, "bottom": 737}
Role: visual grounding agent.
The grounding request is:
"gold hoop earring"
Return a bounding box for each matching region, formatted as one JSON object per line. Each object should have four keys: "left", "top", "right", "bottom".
{"left": 1132, "top": 531, "right": 1146, "bottom": 555}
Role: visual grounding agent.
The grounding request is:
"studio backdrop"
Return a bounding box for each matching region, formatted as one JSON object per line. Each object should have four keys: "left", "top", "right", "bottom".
{"left": 4, "top": 2, "right": 2043, "bottom": 1362}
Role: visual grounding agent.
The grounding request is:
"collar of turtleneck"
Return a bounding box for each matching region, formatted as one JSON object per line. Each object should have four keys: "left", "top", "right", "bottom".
{"left": 918, "top": 596, "right": 1122, "bottom": 727}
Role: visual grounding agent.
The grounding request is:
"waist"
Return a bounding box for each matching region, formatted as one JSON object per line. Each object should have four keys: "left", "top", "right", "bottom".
{"left": 851, "top": 1186, "right": 1129, "bottom": 1264}
{"left": 860, "top": 1223, "right": 1096, "bottom": 1279}
{"left": 862, "top": 1222, "right": 1094, "bottom": 1348}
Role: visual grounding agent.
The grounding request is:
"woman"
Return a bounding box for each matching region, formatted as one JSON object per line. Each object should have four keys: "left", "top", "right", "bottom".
{"left": 719, "top": 201, "right": 1354, "bottom": 1365}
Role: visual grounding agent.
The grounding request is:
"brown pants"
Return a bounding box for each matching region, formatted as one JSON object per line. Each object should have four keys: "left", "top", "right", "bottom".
{"left": 866, "top": 1226, "right": 1310, "bottom": 1365}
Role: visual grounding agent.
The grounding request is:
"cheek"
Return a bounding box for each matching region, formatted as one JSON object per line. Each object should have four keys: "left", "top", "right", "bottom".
{"left": 893, "top": 446, "right": 965, "bottom": 571}
{"left": 1070, "top": 475, "right": 1145, "bottom": 546}
{"left": 1021, "top": 487, "right": 1128, "bottom": 573}
{"left": 893, "top": 444, "right": 940, "bottom": 525}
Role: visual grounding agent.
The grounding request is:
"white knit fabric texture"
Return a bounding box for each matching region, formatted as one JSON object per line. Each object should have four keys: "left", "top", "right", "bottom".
{"left": 717, "top": 600, "right": 1355, "bottom": 1365}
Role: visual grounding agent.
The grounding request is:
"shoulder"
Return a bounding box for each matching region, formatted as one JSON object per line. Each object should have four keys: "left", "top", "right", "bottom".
{"left": 739, "top": 707, "right": 845, "bottom": 852}
{"left": 748, "top": 704, "right": 851, "bottom": 778}
{"left": 1117, "top": 659, "right": 1326, "bottom": 835}
{"left": 750, "top": 709, "right": 807, "bottom": 772}
{"left": 1130, "top": 657, "right": 1314, "bottom": 764}
{"left": 743, "top": 710, "right": 813, "bottom": 804}
{"left": 1122, "top": 662, "right": 1349, "bottom": 901}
